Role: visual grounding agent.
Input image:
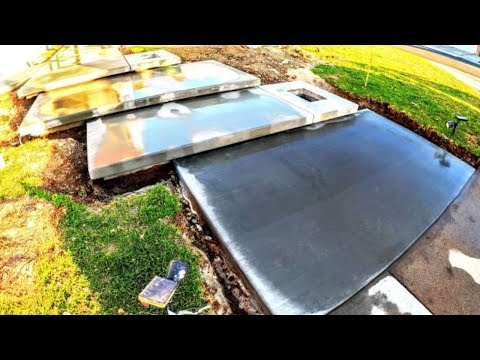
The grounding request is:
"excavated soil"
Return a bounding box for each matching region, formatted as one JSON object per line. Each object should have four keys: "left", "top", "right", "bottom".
{"left": 0, "top": 93, "right": 34, "bottom": 147}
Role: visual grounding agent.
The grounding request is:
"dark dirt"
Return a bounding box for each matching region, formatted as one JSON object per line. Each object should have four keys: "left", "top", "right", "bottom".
{"left": 0, "top": 93, "right": 34, "bottom": 147}
{"left": 324, "top": 86, "right": 480, "bottom": 168}
{"left": 161, "top": 45, "right": 313, "bottom": 84}
{"left": 167, "top": 173, "right": 262, "bottom": 315}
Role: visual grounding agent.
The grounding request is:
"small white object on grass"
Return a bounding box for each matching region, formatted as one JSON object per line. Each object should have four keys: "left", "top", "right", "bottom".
{"left": 167, "top": 305, "right": 211, "bottom": 315}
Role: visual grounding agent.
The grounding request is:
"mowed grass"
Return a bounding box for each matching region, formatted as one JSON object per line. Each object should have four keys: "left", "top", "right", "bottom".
{"left": 26, "top": 185, "right": 205, "bottom": 314}
{"left": 1, "top": 93, "right": 205, "bottom": 314}
{"left": 0, "top": 138, "right": 52, "bottom": 199}
{"left": 302, "top": 46, "right": 480, "bottom": 156}
{"left": 0, "top": 197, "right": 101, "bottom": 315}
{"left": 0, "top": 93, "right": 15, "bottom": 143}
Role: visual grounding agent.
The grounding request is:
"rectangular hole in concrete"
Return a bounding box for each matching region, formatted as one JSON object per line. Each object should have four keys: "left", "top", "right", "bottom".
{"left": 288, "top": 88, "right": 326, "bottom": 102}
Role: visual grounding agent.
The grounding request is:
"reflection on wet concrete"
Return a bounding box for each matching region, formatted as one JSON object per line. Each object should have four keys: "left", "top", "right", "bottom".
{"left": 18, "top": 46, "right": 130, "bottom": 98}
{"left": 435, "top": 151, "right": 451, "bottom": 168}
{"left": 87, "top": 87, "right": 310, "bottom": 179}
{"left": 175, "top": 109, "right": 474, "bottom": 314}
{"left": 20, "top": 60, "right": 260, "bottom": 136}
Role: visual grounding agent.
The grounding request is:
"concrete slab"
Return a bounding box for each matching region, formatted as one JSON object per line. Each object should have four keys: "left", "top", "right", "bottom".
{"left": 125, "top": 50, "right": 181, "bottom": 71}
{"left": 19, "top": 60, "right": 260, "bottom": 136}
{"left": 17, "top": 46, "right": 130, "bottom": 98}
{"left": 175, "top": 109, "right": 474, "bottom": 315}
{"left": 391, "top": 170, "right": 480, "bottom": 314}
{"left": 0, "top": 65, "right": 39, "bottom": 95}
{"left": 261, "top": 81, "right": 358, "bottom": 122}
{"left": 87, "top": 88, "right": 312, "bottom": 180}
{"left": 330, "top": 273, "right": 431, "bottom": 315}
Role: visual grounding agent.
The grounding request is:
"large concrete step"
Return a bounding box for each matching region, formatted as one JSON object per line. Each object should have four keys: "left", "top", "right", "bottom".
{"left": 17, "top": 46, "right": 131, "bottom": 98}
{"left": 175, "top": 109, "right": 474, "bottom": 315}
{"left": 19, "top": 60, "right": 260, "bottom": 136}
{"left": 86, "top": 81, "right": 358, "bottom": 180}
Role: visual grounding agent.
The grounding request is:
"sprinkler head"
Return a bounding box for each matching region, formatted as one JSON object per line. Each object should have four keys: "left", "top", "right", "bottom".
{"left": 446, "top": 115, "right": 469, "bottom": 136}
{"left": 446, "top": 121, "right": 457, "bottom": 130}
{"left": 455, "top": 115, "right": 468, "bottom": 122}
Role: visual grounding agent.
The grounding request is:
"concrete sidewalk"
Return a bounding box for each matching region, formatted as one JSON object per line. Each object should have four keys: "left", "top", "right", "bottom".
{"left": 429, "top": 61, "right": 480, "bottom": 92}
{"left": 390, "top": 170, "right": 480, "bottom": 314}
{"left": 395, "top": 45, "right": 480, "bottom": 78}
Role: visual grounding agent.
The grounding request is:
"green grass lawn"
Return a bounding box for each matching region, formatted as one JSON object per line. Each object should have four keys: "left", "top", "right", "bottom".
{"left": 0, "top": 94, "right": 15, "bottom": 143}
{"left": 0, "top": 138, "right": 52, "bottom": 199}
{"left": 25, "top": 185, "right": 205, "bottom": 314}
{"left": 1, "top": 93, "right": 206, "bottom": 314}
{"left": 302, "top": 46, "right": 480, "bottom": 156}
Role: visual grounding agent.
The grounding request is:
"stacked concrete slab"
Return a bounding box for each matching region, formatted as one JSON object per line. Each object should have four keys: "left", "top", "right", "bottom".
{"left": 17, "top": 46, "right": 131, "bottom": 98}
{"left": 18, "top": 52, "right": 359, "bottom": 178}
{"left": 19, "top": 60, "right": 260, "bottom": 137}
{"left": 87, "top": 82, "right": 358, "bottom": 179}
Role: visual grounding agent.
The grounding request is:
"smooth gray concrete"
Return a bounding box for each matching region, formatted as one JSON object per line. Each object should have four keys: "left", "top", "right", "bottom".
{"left": 330, "top": 272, "right": 431, "bottom": 315}
{"left": 87, "top": 88, "right": 312, "bottom": 180}
{"left": 125, "top": 50, "right": 181, "bottom": 71}
{"left": 261, "top": 81, "right": 358, "bottom": 122}
{"left": 19, "top": 60, "right": 260, "bottom": 136}
{"left": 391, "top": 170, "right": 480, "bottom": 314}
{"left": 175, "top": 109, "right": 474, "bottom": 315}
{"left": 421, "top": 45, "right": 480, "bottom": 67}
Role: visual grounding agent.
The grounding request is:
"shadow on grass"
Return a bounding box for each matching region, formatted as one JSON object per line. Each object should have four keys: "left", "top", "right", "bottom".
{"left": 24, "top": 184, "right": 206, "bottom": 315}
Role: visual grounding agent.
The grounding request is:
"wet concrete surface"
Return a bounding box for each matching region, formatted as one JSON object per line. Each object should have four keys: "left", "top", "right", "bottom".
{"left": 17, "top": 46, "right": 130, "bottom": 98}
{"left": 175, "top": 109, "right": 474, "bottom": 314}
{"left": 391, "top": 170, "right": 480, "bottom": 314}
{"left": 19, "top": 60, "right": 260, "bottom": 136}
{"left": 87, "top": 88, "right": 311, "bottom": 180}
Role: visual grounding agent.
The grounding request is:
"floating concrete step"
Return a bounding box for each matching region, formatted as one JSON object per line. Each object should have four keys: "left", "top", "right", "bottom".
{"left": 87, "top": 87, "right": 313, "bottom": 180}
{"left": 0, "top": 65, "right": 40, "bottom": 95}
{"left": 86, "top": 81, "right": 358, "bottom": 180}
{"left": 175, "top": 109, "right": 474, "bottom": 315}
{"left": 19, "top": 60, "right": 260, "bottom": 137}
{"left": 124, "top": 50, "right": 181, "bottom": 72}
{"left": 17, "top": 46, "right": 131, "bottom": 98}
{"left": 260, "top": 81, "right": 358, "bottom": 122}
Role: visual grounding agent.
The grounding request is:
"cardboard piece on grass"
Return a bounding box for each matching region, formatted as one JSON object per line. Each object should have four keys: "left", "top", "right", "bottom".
{"left": 138, "top": 276, "right": 178, "bottom": 308}
{"left": 138, "top": 260, "right": 189, "bottom": 308}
